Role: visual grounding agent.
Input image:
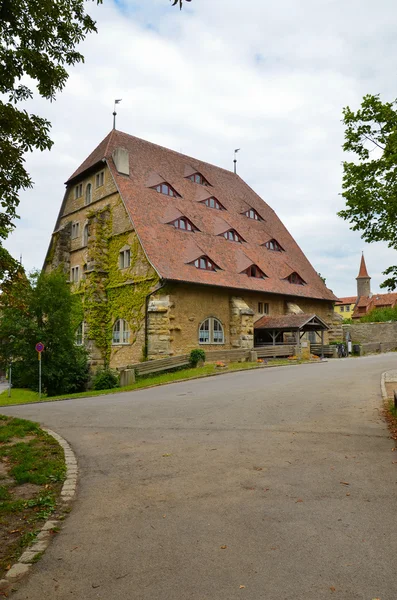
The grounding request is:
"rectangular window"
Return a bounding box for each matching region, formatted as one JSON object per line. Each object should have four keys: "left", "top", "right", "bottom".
{"left": 71, "top": 266, "right": 79, "bottom": 283}
{"left": 71, "top": 222, "right": 80, "bottom": 239}
{"left": 258, "top": 302, "right": 269, "bottom": 314}
{"left": 346, "top": 305, "right": 350, "bottom": 311}
{"left": 95, "top": 171, "right": 104, "bottom": 188}
{"left": 119, "top": 249, "right": 131, "bottom": 269}
{"left": 340, "top": 306, "right": 345, "bottom": 312}
{"left": 74, "top": 184, "right": 82, "bottom": 199}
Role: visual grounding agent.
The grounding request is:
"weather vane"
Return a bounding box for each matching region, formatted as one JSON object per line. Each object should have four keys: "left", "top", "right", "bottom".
{"left": 113, "top": 99, "right": 122, "bottom": 130}
{"left": 234, "top": 149, "right": 240, "bottom": 174}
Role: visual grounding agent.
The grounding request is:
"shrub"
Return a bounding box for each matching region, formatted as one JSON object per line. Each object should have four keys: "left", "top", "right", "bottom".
{"left": 189, "top": 348, "right": 206, "bottom": 367}
{"left": 92, "top": 368, "right": 119, "bottom": 390}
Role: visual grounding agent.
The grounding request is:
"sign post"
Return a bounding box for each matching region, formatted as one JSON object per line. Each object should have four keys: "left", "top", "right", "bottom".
{"left": 35, "top": 343, "right": 44, "bottom": 399}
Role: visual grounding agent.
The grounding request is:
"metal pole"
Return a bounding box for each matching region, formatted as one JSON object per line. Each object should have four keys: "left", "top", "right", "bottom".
{"left": 8, "top": 361, "right": 11, "bottom": 398}
{"left": 39, "top": 353, "right": 41, "bottom": 399}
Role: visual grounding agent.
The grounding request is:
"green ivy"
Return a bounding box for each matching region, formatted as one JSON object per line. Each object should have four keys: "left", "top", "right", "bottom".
{"left": 74, "top": 205, "right": 159, "bottom": 366}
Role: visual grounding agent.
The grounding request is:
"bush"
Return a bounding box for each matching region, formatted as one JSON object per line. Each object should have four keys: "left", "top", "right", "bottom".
{"left": 92, "top": 368, "right": 119, "bottom": 390}
{"left": 189, "top": 349, "right": 206, "bottom": 367}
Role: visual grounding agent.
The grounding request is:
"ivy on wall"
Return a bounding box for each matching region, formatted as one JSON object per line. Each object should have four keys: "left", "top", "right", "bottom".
{"left": 71, "top": 204, "right": 159, "bottom": 366}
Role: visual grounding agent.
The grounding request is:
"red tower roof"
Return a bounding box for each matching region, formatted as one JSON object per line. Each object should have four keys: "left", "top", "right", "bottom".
{"left": 357, "top": 253, "right": 370, "bottom": 279}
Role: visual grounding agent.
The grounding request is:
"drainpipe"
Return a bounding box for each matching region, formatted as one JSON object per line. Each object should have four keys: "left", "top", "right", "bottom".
{"left": 144, "top": 279, "right": 167, "bottom": 359}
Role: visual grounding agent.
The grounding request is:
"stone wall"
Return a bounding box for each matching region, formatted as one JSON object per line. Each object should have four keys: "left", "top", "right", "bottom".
{"left": 343, "top": 322, "right": 397, "bottom": 353}
{"left": 149, "top": 282, "right": 334, "bottom": 358}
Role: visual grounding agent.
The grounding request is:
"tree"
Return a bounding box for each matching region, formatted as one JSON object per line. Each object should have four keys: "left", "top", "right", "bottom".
{"left": 172, "top": 0, "right": 192, "bottom": 8}
{"left": 338, "top": 94, "right": 397, "bottom": 290}
{"left": 0, "top": 0, "right": 102, "bottom": 277}
{"left": 0, "top": 270, "right": 89, "bottom": 396}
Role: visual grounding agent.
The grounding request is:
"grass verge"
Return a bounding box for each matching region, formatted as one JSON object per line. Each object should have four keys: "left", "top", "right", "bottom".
{"left": 384, "top": 399, "right": 397, "bottom": 444}
{"left": 0, "top": 358, "right": 308, "bottom": 407}
{"left": 0, "top": 416, "right": 66, "bottom": 578}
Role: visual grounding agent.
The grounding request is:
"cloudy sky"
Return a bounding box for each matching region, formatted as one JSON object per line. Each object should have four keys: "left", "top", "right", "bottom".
{"left": 5, "top": 0, "right": 397, "bottom": 297}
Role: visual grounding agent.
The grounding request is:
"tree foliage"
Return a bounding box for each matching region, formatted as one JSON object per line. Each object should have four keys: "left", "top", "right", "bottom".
{"left": 0, "top": 0, "right": 102, "bottom": 275}
{"left": 339, "top": 94, "right": 397, "bottom": 290}
{"left": 0, "top": 270, "right": 89, "bottom": 396}
{"left": 171, "top": 0, "right": 192, "bottom": 8}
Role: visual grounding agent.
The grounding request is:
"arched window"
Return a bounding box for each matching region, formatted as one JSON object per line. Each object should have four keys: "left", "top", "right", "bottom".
{"left": 85, "top": 183, "right": 92, "bottom": 206}
{"left": 112, "top": 319, "right": 130, "bottom": 344}
{"left": 199, "top": 318, "right": 224, "bottom": 344}
{"left": 75, "top": 323, "right": 84, "bottom": 346}
{"left": 83, "top": 224, "right": 89, "bottom": 246}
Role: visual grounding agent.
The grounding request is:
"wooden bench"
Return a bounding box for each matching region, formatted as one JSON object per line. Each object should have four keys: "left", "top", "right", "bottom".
{"left": 255, "top": 345, "right": 294, "bottom": 358}
{"left": 130, "top": 355, "right": 190, "bottom": 377}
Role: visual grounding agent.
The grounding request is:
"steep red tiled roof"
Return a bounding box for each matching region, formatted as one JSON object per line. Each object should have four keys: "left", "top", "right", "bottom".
{"left": 67, "top": 130, "right": 337, "bottom": 302}
{"left": 336, "top": 296, "right": 357, "bottom": 305}
{"left": 255, "top": 314, "right": 328, "bottom": 329}
{"left": 357, "top": 254, "right": 370, "bottom": 278}
{"left": 352, "top": 292, "right": 397, "bottom": 318}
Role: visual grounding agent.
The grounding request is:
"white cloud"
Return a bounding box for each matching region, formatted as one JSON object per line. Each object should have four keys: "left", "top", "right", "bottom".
{"left": 5, "top": 0, "right": 397, "bottom": 297}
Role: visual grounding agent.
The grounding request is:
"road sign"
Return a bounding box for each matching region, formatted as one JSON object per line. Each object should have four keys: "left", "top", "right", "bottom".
{"left": 35, "top": 342, "right": 44, "bottom": 353}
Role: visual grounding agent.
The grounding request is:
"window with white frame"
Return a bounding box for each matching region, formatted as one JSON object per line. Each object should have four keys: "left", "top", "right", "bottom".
{"left": 85, "top": 183, "right": 92, "bottom": 205}
{"left": 199, "top": 317, "right": 224, "bottom": 344}
{"left": 75, "top": 322, "right": 84, "bottom": 346}
{"left": 112, "top": 319, "right": 130, "bottom": 344}
{"left": 119, "top": 248, "right": 131, "bottom": 269}
{"left": 71, "top": 222, "right": 80, "bottom": 239}
{"left": 95, "top": 171, "right": 104, "bottom": 188}
{"left": 74, "top": 183, "right": 82, "bottom": 199}
{"left": 71, "top": 266, "right": 79, "bottom": 283}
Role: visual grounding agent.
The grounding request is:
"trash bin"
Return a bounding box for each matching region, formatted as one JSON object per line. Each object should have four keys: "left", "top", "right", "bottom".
{"left": 353, "top": 344, "right": 361, "bottom": 355}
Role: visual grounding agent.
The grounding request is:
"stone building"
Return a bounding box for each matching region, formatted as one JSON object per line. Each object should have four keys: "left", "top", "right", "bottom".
{"left": 335, "top": 254, "right": 397, "bottom": 319}
{"left": 44, "top": 129, "right": 337, "bottom": 368}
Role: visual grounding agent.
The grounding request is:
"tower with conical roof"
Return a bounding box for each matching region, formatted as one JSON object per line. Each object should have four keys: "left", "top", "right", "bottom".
{"left": 356, "top": 253, "right": 371, "bottom": 298}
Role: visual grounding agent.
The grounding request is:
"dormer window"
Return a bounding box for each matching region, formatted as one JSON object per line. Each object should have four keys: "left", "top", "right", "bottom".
{"left": 243, "top": 208, "right": 262, "bottom": 221}
{"left": 201, "top": 197, "right": 225, "bottom": 210}
{"left": 191, "top": 256, "right": 217, "bottom": 271}
{"left": 151, "top": 183, "right": 179, "bottom": 197}
{"left": 242, "top": 264, "right": 266, "bottom": 279}
{"left": 186, "top": 173, "right": 210, "bottom": 186}
{"left": 170, "top": 217, "right": 198, "bottom": 232}
{"left": 264, "top": 239, "right": 284, "bottom": 252}
{"left": 221, "top": 229, "right": 244, "bottom": 243}
{"left": 286, "top": 272, "right": 305, "bottom": 285}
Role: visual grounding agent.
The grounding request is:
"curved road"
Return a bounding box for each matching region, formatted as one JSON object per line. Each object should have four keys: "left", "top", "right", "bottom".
{"left": 2, "top": 354, "right": 397, "bottom": 600}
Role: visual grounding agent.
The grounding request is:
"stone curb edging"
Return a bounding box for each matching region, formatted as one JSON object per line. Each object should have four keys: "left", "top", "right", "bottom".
{"left": 0, "top": 428, "right": 78, "bottom": 591}
{"left": 380, "top": 370, "right": 397, "bottom": 401}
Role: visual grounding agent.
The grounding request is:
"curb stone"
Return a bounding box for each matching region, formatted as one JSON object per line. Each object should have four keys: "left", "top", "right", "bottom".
{"left": 0, "top": 428, "right": 78, "bottom": 595}
{"left": 380, "top": 370, "right": 397, "bottom": 401}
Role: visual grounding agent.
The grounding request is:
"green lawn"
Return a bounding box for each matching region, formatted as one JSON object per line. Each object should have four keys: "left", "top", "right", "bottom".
{"left": 0, "top": 358, "right": 299, "bottom": 407}
{"left": 0, "top": 416, "right": 66, "bottom": 577}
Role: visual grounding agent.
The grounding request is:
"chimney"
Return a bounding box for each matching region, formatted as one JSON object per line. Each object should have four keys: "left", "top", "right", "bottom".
{"left": 356, "top": 253, "right": 371, "bottom": 298}
{"left": 112, "top": 147, "right": 129, "bottom": 176}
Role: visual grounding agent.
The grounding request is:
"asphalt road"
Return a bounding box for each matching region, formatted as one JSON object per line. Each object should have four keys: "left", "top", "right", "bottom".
{"left": 2, "top": 354, "right": 397, "bottom": 600}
